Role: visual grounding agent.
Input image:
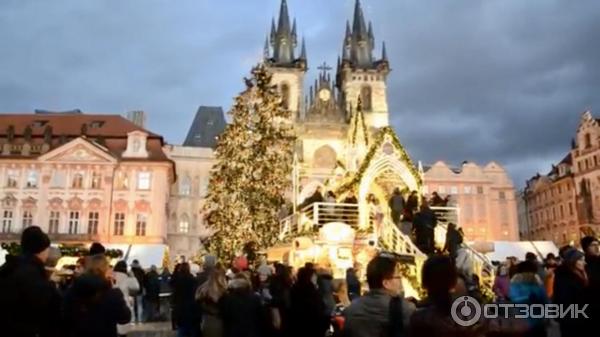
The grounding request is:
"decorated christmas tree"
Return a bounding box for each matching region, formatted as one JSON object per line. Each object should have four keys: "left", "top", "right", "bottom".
{"left": 204, "top": 64, "right": 295, "bottom": 261}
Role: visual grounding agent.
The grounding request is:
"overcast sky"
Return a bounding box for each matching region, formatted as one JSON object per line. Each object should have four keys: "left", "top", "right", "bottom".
{"left": 1, "top": 0, "right": 599, "bottom": 188}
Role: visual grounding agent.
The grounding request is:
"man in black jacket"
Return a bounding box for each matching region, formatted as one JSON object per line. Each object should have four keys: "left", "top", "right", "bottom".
{"left": 0, "top": 226, "right": 62, "bottom": 337}
{"left": 581, "top": 236, "right": 600, "bottom": 321}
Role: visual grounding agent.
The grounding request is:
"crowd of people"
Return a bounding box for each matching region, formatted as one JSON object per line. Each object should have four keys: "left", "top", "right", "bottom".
{"left": 0, "top": 224, "right": 598, "bottom": 337}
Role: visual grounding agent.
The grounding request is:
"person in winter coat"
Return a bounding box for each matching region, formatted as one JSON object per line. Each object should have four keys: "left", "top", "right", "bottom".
{"left": 197, "top": 255, "right": 217, "bottom": 287}
{"left": 144, "top": 265, "right": 161, "bottom": 321}
{"left": 219, "top": 273, "right": 269, "bottom": 337}
{"left": 0, "top": 226, "right": 62, "bottom": 337}
{"left": 289, "top": 266, "right": 330, "bottom": 337}
{"left": 344, "top": 254, "right": 415, "bottom": 337}
{"left": 553, "top": 248, "right": 591, "bottom": 337}
{"left": 509, "top": 261, "right": 549, "bottom": 337}
{"left": 113, "top": 261, "right": 140, "bottom": 337}
{"left": 409, "top": 255, "right": 486, "bottom": 337}
{"left": 345, "top": 267, "right": 361, "bottom": 300}
{"left": 170, "top": 262, "right": 200, "bottom": 337}
{"left": 412, "top": 201, "right": 437, "bottom": 255}
{"left": 63, "top": 255, "right": 131, "bottom": 337}
{"left": 196, "top": 265, "right": 227, "bottom": 337}
{"left": 269, "top": 263, "right": 293, "bottom": 337}
{"left": 130, "top": 259, "right": 146, "bottom": 323}
{"left": 403, "top": 190, "right": 419, "bottom": 222}
{"left": 317, "top": 268, "right": 336, "bottom": 316}
{"left": 388, "top": 188, "right": 405, "bottom": 227}
{"left": 581, "top": 236, "right": 600, "bottom": 321}
{"left": 492, "top": 264, "right": 511, "bottom": 301}
{"left": 443, "top": 222, "right": 463, "bottom": 261}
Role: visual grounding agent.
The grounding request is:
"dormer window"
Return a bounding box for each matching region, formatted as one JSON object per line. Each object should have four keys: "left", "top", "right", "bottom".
{"left": 123, "top": 131, "right": 149, "bottom": 158}
{"left": 31, "top": 120, "right": 48, "bottom": 128}
{"left": 89, "top": 121, "right": 104, "bottom": 129}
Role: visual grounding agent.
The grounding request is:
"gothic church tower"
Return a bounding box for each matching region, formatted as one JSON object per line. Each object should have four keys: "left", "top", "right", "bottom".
{"left": 263, "top": 0, "right": 307, "bottom": 121}
{"left": 337, "top": 0, "right": 390, "bottom": 129}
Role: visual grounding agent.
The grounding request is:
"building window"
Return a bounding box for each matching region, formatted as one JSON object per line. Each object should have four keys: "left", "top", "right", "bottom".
{"left": 2, "top": 210, "right": 13, "bottom": 233}
{"left": 87, "top": 211, "right": 99, "bottom": 235}
{"left": 422, "top": 185, "right": 429, "bottom": 195}
{"left": 51, "top": 170, "right": 66, "bottom": 188}
{"left": 113, "top": 213, "right": 125, "bottom": 236}
{"left": 71, "top": 172, "right": 84, "bottom": 189}
{"left": 568, "top": 202, "right": 574, "bottom": 216}
{"left": 26, "top": 170, "right": 38, "bottom": 188}
{"left": 135, "top": 214, "right": 147, "bottom": 236}
{"left": 179, "top": 216, "right": 190, "bottom": 234}
{"left": 116, "top": 171, "right": 129, "bottom": 190}
{"left": 585, "top": 133, "right": 591, "bottom": 148}
{"left": 560, "top": 205, "right": 564, "bottom": 219}
{"left": 499, "top": 191, "right": 506, "bottom": 200}
{"left": 360, "top": 86, "right": 372, "bottom": 111}
{"left": 578, "top": 161, "right": 583, "bottom": 172}
{"left": 180, "top": 176, "right": 191, "bottom": 196}
{"left": 552, "top": 207, "right": 556, "bottom": 221}
{"left": 281, "top": 83, "right": 290, "bottom": 110}
{"left": 6, "top": 170, "right": 18, "bottom": 188}
{"left": 464, "top": 185, "right": 472, "bottom": 194}
{"left": 477, "top": 186, "right": 484, "bottom": 194}
{"left": 137, "top": 172, "right": 151, "bottom": 190}
{"left": 68, "top": 211, "right": 80, "bottom": 234}
{"left": 595, "top": 156, "right": 599, "bottom": 167}
{"left": 91, "top": 172, "right": 102, "bottom": 189}
{"left": 450, "top": 186, "right": 458, "bottom": 195}
{"left": 199, "top": 177, "right": 209, "bottom": 197}
{"left": 438, "top": 185, "right": 446, "bottom": 194}
{"left": 22, "top": 210, "right": 33, "bottom": 228}
{"left": 48, "top": 211, "right": 60, "bottom": 234}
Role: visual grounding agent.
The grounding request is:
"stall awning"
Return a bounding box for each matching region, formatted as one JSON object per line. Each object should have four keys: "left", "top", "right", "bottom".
{"left": 104, "top": 244, "right": 167, "bottom": 269}
{"left": 484, "top": 241, "right": 558, "bottom": 262}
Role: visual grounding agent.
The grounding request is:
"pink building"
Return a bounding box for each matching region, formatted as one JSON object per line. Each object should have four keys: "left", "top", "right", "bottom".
{"left": 423, "top": 161, "right": 519, "bottom": 241}
{"left": 0, "top": 113, "right": 175, "bottom": 247}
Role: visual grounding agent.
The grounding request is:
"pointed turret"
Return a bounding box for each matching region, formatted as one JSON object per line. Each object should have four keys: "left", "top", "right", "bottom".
{"left": 299, "top": 37, "right": 307, "bottom": 60}
{"left": 352, "top": 0, "right": 368, "bottom": 40}
{"left": 272, "top": 0, "right": 294, "bottom": 64}
{"left": 381, "top": 41, "right": 388, "bottom": 61}
{"left": 343, "top": 0, "right": 375, "bottom": 68}
{"left": 264, "top": 35, "right": 270, "bottom": 60}
{"left": 270, "top": 18, "right": 276, "bottom": 41}
{"left": 291, "top": 18, "right": 297, "bottom": 44}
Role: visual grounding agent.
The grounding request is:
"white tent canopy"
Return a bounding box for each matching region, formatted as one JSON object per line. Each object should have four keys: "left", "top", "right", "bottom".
{"left": 104, "top": 244, "right": 167, "bottom": 269}
{"left": 483, "top": 241, "right": 559, "bottom": 262}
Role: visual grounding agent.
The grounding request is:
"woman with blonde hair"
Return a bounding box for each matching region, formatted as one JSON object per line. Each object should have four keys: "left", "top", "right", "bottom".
{"left": 196, "top": 265, "right": 227, "bottom": 337}
{"left": 63, "top": 255, "right": 131, "bottom": 337}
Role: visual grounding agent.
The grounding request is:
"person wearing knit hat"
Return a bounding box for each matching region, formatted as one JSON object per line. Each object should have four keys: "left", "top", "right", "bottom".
{"left": 89, "top": 242, "right": 106, "bottom": 256}
{"left": 580, "top": 236, "right": 600, "bottom": 326}
{"left": 553, "top": 247, "right": 590, "bottom": 337}
{"left": 21, "top": 225, "right": 51, "bottom": 262}
{"left": 0, "top": 226, "right": 61, "bottom": 336}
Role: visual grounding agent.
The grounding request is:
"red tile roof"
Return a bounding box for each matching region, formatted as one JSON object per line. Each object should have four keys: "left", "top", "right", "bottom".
{"left": 0, "top": 113, "right": 170, "bottom": 162}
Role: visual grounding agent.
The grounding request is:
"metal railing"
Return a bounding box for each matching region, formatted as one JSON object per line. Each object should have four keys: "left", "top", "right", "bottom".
{"left": 278, "top": 202, "right": 360, "bottom": 240}
{"left": 379, "top": 217, "right": 426, "bottom": 259}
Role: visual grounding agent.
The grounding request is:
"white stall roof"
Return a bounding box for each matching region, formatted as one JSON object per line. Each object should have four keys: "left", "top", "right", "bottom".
{"left": 484, "top": 241, "right": 558, "bottom": 262}
{"left": 104, "top": 244, "right": 167, "bottom": 269}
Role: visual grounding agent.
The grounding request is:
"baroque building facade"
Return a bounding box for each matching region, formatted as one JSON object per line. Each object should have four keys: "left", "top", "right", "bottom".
{"left": 423, "top": 161, "right": 519, "bottom": 241}
{"left": 523, "top": 110, "right": 600, "bottom": 246}
{"left": 0, "top": 113, "right": 174, "bottom": 247}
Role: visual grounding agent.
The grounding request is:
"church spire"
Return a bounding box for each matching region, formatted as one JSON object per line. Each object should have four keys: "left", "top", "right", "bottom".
{"left": 269, "top": 0, "right": 304, "bottom": 67}
{"left": 263, "top": 34, "right": 270, "bottom": 60}
{"left": 299, "top": 37, "right": 307, "bottom": 61}
{"left": 344, "top": 0, "right": 375, "bottom": 68}
{"left": 381, "top": 41, "right": 387, "bottom": 61}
